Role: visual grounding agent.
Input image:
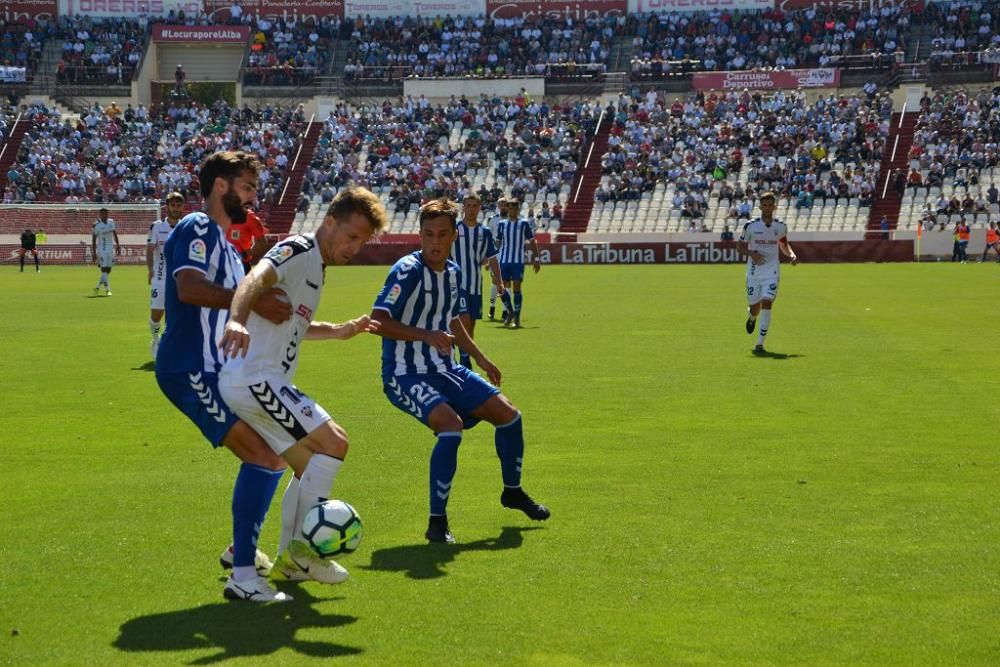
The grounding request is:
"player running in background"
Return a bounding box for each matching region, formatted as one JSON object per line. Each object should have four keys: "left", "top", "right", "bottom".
{"left": 737, "top": 192, "right": 798, "bottom": 355}
{"left": 228, "top": 209, "right": 269, "bottom": 275}
{"left": 370, "top": 198, "right": 550, "bottom": 544}
{"left": 19, "top": 228, "right": 39, "bottom": 272}
{"left": 219, "top": 186, "right": 389, "bottom": 586}
{"left": 155, "top": 151, "right": 295, "bottom": 603}
{"left": 91, "top": 208, "right": 121, "bottom": 295}
{"left": 451, "top": 193, "right": 505, "bottom": 368}
{"left": 485, "top": 197, "right": 508, "bottom": 321}
{"left": 146, "top": 192, "right": 185, "bottom": 358}
{"left": 495, "top": 197, "right": 541, "bottom": 329}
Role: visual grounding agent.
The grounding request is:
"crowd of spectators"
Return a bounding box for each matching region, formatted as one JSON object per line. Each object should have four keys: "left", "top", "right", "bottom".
{"left": 302, "top": 93, "right": 599, "bottom": 220}
{"left": 598, "top": 88, "right": 889, "bottom": 220}
{"left": 3, "top": 99, "right": 305, "bottom": 206}
{"left": 244, "top": 16, "right": 338, "bottom": 85}
{"left": 344, "top": 14, "right": 615, "bottom": 80}
{"left": 55, "top": 17, "right": 147, "bottom": 86}
{"left": 925, "top": 0, "right": 1000, "bottom": 66}
{"left": 0, "top": 19, "right": 48, "bottom": 82}
{"left": 906, "top": 88, "right": 1000, "bottom": 229}
{"left": 627, "top": 4, "right": 911, "bottom": 78}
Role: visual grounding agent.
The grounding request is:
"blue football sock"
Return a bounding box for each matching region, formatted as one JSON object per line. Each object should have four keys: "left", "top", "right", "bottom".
{"left": 495, "top": 412, "right": 524, "bottom": 487}
{"left": 501, "top": 292, "right": 514, "bottom": 314}
{"left": 514, "top": 291, "right": 523, "bottom": 316}
{"left": 232, "top": 463, "right": 283, "bottom": 568}
{"left": 430, "top": 432, "right": 462, "bottom": 515}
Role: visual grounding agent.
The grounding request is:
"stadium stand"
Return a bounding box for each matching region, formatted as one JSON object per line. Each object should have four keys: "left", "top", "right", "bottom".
{"left": 590, "top": 89, "right": 889, "bottom": 233}
{"left": 897, "top": 88, "right": 1000, "bottom": 232}
{"left": 288, "top": 95, "right": 601, "bottom": 235}
{"left": 54, "top": 17, "right": 149, "bottom": 86}
{"left": 343, "top": 15, "right": 614, "bottom": 80}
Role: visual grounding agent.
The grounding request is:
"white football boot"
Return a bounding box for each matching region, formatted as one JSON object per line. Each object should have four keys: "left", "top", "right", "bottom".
{"left": 219, "top": 545, "right": 274, "bottom": 576}
{"left": 271, "top": 540, "right": 349, "bottom": 585}
{"left": 223, "top": 576, "right": 291, "bottom": 603}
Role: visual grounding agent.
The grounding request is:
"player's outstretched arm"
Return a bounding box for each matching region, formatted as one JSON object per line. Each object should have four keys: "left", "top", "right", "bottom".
{"left": 370, "top": 308, "right": 454, "bottom": 356}
{"left": 306, "top": 315, "right": 380, "bottom": 341}
{"left": 451, "top": 316, "right": 501, "bottom": 386}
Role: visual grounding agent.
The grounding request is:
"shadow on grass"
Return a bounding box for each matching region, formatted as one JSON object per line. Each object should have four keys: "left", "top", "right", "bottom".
{"left": 132, "top": 360, "right": 156, "bottom": 372}
{"left": 362, "top": 526, "right": 543, "bottom": 580}
{"left": 113, "top": 588, "right": 361, "bottom": 664}
{"left": 751, "top": 350, "right": 803, "bottom": 360}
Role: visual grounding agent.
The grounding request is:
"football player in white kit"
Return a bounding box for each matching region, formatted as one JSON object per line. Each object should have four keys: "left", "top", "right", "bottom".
{"left": 91, "top": 208, "right": 121, "bottom": 295}
{"left": 736, "top": 192, "right": 798, "bottom": 355}
{"left": 219, "top": 186, "right": 389, "bottom": 586}
{"left": 146, "top": 192, "right": 185, "bottom": 358}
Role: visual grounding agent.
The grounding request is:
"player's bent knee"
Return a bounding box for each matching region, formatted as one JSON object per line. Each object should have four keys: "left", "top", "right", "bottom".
{"left": 427, "top": 404, "right": 463, "bottom": 433}
{"left": 475, "top": 394, "right": 518, "bottom": 425}
{"left": 304, "top": 421, "right": 349, "bottom": 459}
{"left": 224, "top": 421, "right": 287, "bottom": 471}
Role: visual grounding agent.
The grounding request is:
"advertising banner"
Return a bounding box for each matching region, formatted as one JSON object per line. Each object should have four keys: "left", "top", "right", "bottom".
{"left": 350, "top": 240, "right": 913, "bottom": 265}
{"left": 692, "top": 67, "right": 840, "bottom": 90}
{"left": 58, "top": 0, "right": 202, "bottom": 17}
{"left": 152, "top": 23, "right": 251, "bottom": 42}
{"left": 204, "top": 0, "right": 345, "bottom": 21}
{"left": 1, "top": 244, "right": 150, "bottom": 265}
{"left": 0, "top": 0, "right": 58, "bottom": 22}
{"left": 628, "top": 0, "right": 770, "bottom": 14}
{"left": 486, "top": 0, "right": 626, "bottom": 20}
{"left": 775, "top": 0, "right": 924, "bottom": 11}
{"left": 0, "top": 66, "right": 27, "bottom": 82}
{"left": 344, "top": 0, "right": 483, "bottom": 18}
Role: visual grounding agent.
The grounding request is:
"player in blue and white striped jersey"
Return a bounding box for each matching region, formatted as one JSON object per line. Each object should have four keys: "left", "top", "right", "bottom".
{"left": 451, "top": 193, "right": 505, "bottom": 368}
{"left": 484, "top": 197, "right": 508, "bottom": 321}
{"left": 371, "top": 198, "right": 550, "bottom": 544}
{"left": 495, "top": 197, "right": 541, "bottom": 328}
{"left": 155, "top": 151, "right": 294, "bottom": 603}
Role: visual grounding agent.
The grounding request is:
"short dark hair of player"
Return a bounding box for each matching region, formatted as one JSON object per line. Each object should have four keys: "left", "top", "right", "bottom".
{"left": 99, "top": 207, "right": 108, "bottom": 213}
{"left": 760, "top": 191, "right": 777, "bottom": 203}
{"left": 463, "top": 193, "right": 481, "bottom": 203}
{"left": 165, "top": 191, "right": 185, "bottom": 204}
{"left": 198, "top": 150, "right": 262, "bottom": 198}
{"left": 419, "top": 198, "right": 459, "bottom": 228}
{"left": 325, "top": 185, "right": 390, "bottom": 233}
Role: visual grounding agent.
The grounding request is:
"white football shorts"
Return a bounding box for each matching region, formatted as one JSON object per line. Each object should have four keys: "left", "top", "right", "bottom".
{"left": 220, "top": 379, "right": 330, "bottom": 455}
{"left": 747, "top": 277, "right": 779, "bottom": 306}
{"left": 97, "top": 248, "right": 115, "bottom": 268}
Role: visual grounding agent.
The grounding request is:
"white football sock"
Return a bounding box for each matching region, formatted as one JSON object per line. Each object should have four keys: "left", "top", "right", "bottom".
{"left": 293, "top": 455, "right": 343, "bottom": 549}
{"left": 757, "top": 310, "right": 772, "bottom": 346}
{"left": 277, "top": 475, "right": 301, "bottom": 556}
{"left": 232, "top": 565, "right": 257, "bottom": 583}
{"left": 149, "top": 319, "right": 161, "bottom": 335}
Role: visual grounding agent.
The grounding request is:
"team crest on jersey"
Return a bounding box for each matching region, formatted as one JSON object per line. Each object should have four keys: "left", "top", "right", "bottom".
{"left": 386, "top": 283, "right": 402, "bottom": 305}
{"left": 301, "top": 405, "right": 313, "bottom": 418}
{"left": 189, "top": 239, "right": 206, "bottom": 262}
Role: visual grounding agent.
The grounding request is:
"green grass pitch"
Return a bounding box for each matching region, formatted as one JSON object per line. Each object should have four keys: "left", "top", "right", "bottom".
{"left": 1, "top": 263, "right": 998, "bottom": 665}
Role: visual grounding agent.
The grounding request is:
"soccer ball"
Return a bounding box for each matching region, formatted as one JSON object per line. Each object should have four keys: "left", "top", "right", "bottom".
{"left": 301, "top": 500, "right": 363, "bottom": 558}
